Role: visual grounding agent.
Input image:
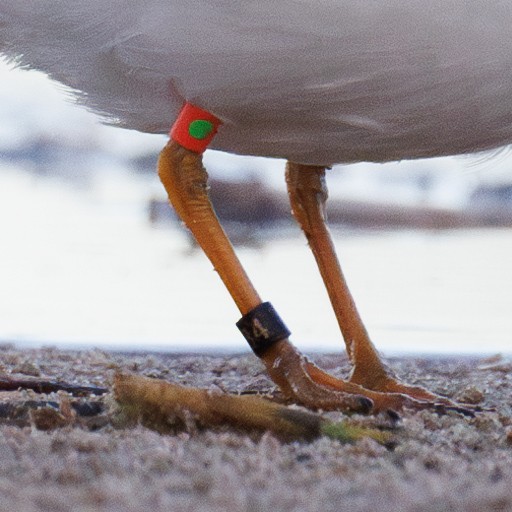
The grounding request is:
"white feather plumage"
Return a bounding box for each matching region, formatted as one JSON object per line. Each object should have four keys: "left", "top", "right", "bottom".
{"left": 1, "top": 0, "right": 512, "bottom": 165}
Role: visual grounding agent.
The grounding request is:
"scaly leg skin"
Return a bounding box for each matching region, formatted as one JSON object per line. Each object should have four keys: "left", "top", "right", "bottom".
{"left": 285, "top": 162, "right": 478, "bottom": 415}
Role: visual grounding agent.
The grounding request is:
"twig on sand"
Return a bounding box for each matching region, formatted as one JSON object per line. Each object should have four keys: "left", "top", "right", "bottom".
{"left": 113, "top": 373, "right": 392, "bottom": 444}
{"left": 0, "top": 376, "right": 108, "bottom": 396}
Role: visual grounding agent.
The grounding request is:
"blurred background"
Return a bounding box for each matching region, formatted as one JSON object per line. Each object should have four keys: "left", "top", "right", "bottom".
{"left": 1, "top": 60, "right": 511, "bottom": 355}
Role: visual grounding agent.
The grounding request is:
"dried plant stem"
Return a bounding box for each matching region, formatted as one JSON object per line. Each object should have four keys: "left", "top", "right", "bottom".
{"left": 114, "top": 373, "right": 391, "bottom": 444}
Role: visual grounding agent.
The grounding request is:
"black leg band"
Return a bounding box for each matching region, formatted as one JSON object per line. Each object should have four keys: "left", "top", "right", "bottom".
{"left": 236, "top": 302, "right": 291, "bottom": 357}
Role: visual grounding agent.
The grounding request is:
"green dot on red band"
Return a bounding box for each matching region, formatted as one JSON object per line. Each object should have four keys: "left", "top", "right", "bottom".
{"left": 189, "top": 119, "right": 214, "bottom": 140}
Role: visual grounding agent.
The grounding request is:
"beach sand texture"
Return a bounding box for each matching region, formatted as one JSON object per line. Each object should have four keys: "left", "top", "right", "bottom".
{"left": 0, "top": 346, "right": 511, "bottom": 512}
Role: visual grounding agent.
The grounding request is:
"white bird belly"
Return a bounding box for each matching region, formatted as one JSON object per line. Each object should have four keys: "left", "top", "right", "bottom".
{"left": 1, "top": 0, "right": 512, "bottom": 164}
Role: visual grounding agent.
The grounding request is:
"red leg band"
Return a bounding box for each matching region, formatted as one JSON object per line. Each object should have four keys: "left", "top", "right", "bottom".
{"left": 170, "top": 103, "right": 222, "bottom": 153}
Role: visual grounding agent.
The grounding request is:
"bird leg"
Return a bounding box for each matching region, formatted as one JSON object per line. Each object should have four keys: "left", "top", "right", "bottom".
{"left": 157, "top": 140, "right": 387, "bottom": 413}
{"left": 285, "top": 162, "right": 461, "bottom": 407}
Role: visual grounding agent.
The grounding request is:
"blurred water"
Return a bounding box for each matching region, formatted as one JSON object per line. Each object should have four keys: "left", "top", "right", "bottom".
{"left": 0, "top": 62, "right": 511, "bottom": 355}
{"left": 0, "top": 165, "right": 510, "bottom": 356}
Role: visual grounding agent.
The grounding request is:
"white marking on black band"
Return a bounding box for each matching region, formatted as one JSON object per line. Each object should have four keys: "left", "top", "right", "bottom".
{"left": 236, "top": 302, "right": 291, "bottom": 356}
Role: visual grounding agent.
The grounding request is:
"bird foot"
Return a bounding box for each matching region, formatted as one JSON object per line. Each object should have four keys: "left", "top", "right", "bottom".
{"left": 261, "top": 340, "right": 481, "bottom": 417}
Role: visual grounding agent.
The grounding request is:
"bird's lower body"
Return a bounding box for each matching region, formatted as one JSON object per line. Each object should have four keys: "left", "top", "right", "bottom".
{"left": 157, "top": 107, "right": 473, "bottom": 416}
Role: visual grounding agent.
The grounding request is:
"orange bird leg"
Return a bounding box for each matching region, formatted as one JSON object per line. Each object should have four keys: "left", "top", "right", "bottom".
{"left": 157, "top": 140, "right": 373, "bottom": 413}
{"left": 284, "top": 162, "right": 469, "bottom": 410}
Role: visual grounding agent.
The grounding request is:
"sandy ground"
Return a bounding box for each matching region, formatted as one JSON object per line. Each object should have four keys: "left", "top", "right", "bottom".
{"left": 0, "top": 345, "right": 511, "bottom": 512}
